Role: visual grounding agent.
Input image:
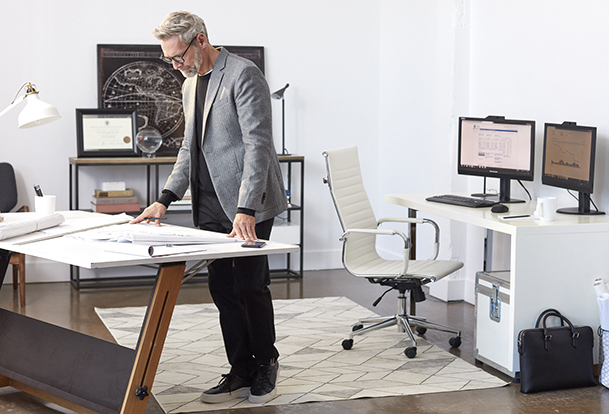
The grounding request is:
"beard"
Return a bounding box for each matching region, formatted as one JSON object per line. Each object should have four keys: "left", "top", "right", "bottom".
{"left": 180, "top": 47, "right": 203, "bottom": 78}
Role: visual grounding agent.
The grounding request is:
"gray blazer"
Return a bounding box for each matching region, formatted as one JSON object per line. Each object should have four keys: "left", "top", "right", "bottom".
{"left": 164, "top": 48, "right": 287, "bottom": 225}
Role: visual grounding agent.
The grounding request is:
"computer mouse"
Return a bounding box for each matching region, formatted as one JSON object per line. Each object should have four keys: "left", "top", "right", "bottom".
{"left": 491, "top": 204, "right": 509, "bottom": 213}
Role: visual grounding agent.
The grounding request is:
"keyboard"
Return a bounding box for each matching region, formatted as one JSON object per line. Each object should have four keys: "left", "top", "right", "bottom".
{"left": 426, "top": 194, "right": 498, "bottom": 208}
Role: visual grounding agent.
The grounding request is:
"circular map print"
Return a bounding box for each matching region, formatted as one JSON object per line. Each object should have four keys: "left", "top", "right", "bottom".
{"left": 102, "top": 61, "right": 184, "bottom": 149}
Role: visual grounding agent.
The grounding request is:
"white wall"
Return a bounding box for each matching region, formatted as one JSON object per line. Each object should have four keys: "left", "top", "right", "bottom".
{"left": 377, "top": 1, "right": 471, "bottom": 300}
{"left": 0, "top": 0, "right": 381, "bottom": 282}
{"left": 463, "top": 1, "right": 609, "bottom": 303}
{"left": 5, "top": 1, "right": 609, "bottom": 299}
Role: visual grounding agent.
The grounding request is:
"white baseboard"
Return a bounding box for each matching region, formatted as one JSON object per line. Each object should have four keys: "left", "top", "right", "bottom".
{"left": 429, "top": 277, "right": 465, "bottom": 302}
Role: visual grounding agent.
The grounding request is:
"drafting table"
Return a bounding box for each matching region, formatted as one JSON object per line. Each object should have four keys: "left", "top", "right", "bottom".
{"left": 0, "top": 211, "right": 299, "bottom": 414}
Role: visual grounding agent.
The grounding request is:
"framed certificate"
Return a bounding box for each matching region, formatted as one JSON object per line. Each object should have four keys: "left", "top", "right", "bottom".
{"left": 76, "top": 108, "right": 138, "bottom": 157}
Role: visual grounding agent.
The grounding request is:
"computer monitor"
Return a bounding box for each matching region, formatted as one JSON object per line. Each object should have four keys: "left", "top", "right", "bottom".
{"left": 458, "top": 115, "right": 535, "bottom": 203}
{"left": 542, "top": 121, "right": 604, "bottom": 215}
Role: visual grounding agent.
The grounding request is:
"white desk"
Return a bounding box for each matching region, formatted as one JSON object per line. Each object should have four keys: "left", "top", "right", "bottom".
{"left": 0, "top": 211, "right": 299, "bottom": 414}
{"left": 385, "top": 193, "right": 609, "bottom": 377}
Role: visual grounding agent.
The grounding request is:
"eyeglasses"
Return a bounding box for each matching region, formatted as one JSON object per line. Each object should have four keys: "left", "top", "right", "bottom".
{"left": 159, "top": 36, "right": 196, "bottom": 64}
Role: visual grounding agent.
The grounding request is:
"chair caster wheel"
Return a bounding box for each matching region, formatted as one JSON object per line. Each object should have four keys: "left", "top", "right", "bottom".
{"left": 352, "top": 324, "right": 364, "bottom": 332}
{"left": 404, "top": 347, "right": 417, "bottom": 358}
{"left": 415, "top": 326, "right": 427, "bottom": 335}
{"left": 449, "top": 336, "right": 462, "bottom": 348}
{"left": 342, "top": 339, "right": 354, "bottom": 350}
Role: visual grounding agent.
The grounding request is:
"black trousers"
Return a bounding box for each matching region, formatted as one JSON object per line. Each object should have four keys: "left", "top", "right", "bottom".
{"left": 198, "top": 197, "right": 279, "bottom": 379}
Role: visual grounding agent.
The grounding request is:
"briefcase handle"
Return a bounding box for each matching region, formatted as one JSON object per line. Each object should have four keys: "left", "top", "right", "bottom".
{"left": 541, "top": 312, "right": 580, "bottom": 351}
{"left": 535, "top": 308, "right": 564, "bottom": 328}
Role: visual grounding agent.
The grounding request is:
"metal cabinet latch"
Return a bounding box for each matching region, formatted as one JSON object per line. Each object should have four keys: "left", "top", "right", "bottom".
{"left": 490, "top": 283, "right": 501, "bottom": 322}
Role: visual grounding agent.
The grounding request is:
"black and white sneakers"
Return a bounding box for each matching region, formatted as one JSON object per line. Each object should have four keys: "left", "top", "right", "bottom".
{"left": 200, "top": 373, "right": 252, "bottom": 403}
{"left": 200, "top": 362, "right": 280, "bottom": 404}
{"left": 249, "top": 361, "right": 280, "bottom": 404}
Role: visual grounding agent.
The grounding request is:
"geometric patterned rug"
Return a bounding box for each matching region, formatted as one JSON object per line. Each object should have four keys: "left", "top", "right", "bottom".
{"left": 95, "top": 297, "right": 507, "bottom": 413}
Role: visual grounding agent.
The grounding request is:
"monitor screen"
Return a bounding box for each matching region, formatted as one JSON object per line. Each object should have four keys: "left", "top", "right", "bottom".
{"left": 458, "top": 116, "right": 535, "bottom": 202}
{"left": 542, "top": 123, "right": 595, "bottom": 194}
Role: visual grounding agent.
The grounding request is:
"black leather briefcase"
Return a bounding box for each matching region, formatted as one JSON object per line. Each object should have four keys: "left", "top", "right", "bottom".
{"left": 518, "top": 308, "right": 596, "bottom": 394}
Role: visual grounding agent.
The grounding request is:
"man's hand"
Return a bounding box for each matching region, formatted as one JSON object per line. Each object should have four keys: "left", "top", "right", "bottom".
{"left": 229, "top": 213, "right": 257, "bottom": 241}
{"left": 130, "top": 202, "right": 168, "bottom": 227}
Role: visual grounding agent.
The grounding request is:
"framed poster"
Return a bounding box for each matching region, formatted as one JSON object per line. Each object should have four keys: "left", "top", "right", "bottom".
{"left": 223, "top": 46, "right": 265, "bottom": 74}
{"left": 97, "top": 44, "right": 265, "bottom": 156}
{"left": 97, "top": 44, "right": 185, "bottom": 156}
{"left": 76, "top": 108, "right": 138, "bottom": 157}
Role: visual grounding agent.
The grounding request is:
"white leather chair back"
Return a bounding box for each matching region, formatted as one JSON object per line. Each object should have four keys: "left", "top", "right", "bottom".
{"left": 323, "top": 146, "right": 382, "bottom": 272}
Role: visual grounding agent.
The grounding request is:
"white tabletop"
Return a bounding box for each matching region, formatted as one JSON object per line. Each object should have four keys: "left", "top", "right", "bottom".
{"left": 385, "top": 193, "right": 609, "bottom": 236}
{"left": 0, "top": 211, "right": 300, "bottom": 269}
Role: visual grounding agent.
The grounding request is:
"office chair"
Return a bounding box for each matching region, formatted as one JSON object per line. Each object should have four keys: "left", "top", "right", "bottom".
{"left": 0, "top": 162, "right": 28, "bottom": 306}
{"left": 322, "top": 146, "right": 463, "bottom": 358}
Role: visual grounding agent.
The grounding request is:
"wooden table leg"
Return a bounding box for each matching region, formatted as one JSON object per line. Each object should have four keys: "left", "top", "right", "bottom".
{"left": 120, "top": 261, "right": 186, "bottom": 414}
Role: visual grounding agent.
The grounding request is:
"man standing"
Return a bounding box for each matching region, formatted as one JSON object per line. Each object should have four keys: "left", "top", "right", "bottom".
{"left": 131, "top": 10, "right": 287, "bottom": 404}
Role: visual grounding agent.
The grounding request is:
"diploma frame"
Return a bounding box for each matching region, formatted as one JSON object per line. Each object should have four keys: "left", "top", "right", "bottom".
{"left": 76, "top": 108, "right": 138, "bottom": 157}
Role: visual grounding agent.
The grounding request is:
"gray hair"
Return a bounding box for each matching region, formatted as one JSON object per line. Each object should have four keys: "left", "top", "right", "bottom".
{"left": 153, "top": 11, "right": 209, "bottom": 44}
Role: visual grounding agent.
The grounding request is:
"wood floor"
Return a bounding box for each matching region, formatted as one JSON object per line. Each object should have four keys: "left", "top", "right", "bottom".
{"left": 0, "top": 269, "right": 607, "bottom": 414}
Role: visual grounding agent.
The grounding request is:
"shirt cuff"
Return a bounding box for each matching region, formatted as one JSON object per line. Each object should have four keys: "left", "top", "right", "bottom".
{"left": 157, "top": 189, "right": 180, "bottom": 208}
{"left": 237, "top": 207, "right": 255, "bottom": 217}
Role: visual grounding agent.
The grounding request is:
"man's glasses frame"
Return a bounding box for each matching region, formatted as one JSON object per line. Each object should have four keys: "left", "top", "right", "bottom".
{"left": 159, "top": 36, "right": 197, "bottom": 64}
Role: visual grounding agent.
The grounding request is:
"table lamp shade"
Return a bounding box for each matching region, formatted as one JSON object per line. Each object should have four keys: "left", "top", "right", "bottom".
{"left": 18, "top": 93, "right": 61, "bottom": 128}
{"left": 0, "top": 83, "right": 61, "bottom": 129}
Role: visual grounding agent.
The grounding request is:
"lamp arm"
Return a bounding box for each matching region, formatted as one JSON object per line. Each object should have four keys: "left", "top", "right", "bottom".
{"left": 0, "top": 82, "right": 39, "bottom": 118}
{"left": 0, "top": 94, "right": 26, "bottom": 118}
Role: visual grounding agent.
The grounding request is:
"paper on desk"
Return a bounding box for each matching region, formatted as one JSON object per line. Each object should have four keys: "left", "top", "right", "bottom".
{"left": 0, "top": 213, "right": 65, "bottom": 240}
{"left": 103, "top": 242, "right": 207, "bottom": 257}
{"left": 13, "top": 213, "right": 132, "bottom": 245}
{"left": 69, "top": 222, "right": 239, "bottom": 244}
{"left": 89, "top": 222, "right": 239, "bottom": 257}
{"left": 498, "top": 214, "right": 540, "bottom": 221}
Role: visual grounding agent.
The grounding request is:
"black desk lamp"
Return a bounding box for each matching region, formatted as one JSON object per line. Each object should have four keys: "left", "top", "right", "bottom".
{"left": 272, "top": 83, "right": 290, "bottom": 155}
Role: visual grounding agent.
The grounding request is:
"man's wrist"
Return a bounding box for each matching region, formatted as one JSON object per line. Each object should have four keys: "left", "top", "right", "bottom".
{"left": 157, "top": 190, "right": 179, "bottom": 208}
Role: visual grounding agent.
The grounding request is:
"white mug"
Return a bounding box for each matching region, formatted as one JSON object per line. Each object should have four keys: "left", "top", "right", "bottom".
{"left": 34, "top": 195, "right": 56, "bottom": 216}
{"left": 535, "top": 197, "right": 557, "bottom": 222}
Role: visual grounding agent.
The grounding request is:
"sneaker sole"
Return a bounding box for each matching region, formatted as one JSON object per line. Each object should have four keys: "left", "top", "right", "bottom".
{"left": 248, "top": 387, "right": 277, "bottom": 404}
{"left": 248, "top": 365, "right": 280, "bottom": 404}
{"left": 201, "top": 387, "right": 250, "bottom": 404}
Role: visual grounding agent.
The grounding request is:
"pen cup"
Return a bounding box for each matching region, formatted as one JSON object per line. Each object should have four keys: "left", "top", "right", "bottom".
{"left": 35, "top": 195, "right": 56, "bottom": 216}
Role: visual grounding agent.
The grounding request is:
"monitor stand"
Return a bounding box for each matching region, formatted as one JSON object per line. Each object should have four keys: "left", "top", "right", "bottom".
{"left": 471, "top": 177, "right": 497, "bottom": 198}
{"left": 472, "top": 178, "right": 525, "bottom": 203}
{"left": 498, "top": 178, "right": 525, "bottom": 204}
{"left": 557, "top": 192, "right": 605, "bottom": 215}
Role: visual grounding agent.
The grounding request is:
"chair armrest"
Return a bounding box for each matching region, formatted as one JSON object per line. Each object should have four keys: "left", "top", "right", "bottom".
{"left": 377, "top": 217, "right": 425, "bottom": 225}
{"left": 340, "top": 228, "right": 409, "bottom": 246}
{"left": 16, "top": 205, "right": 29, "bottom": 213}
{"left": 377, "top": 217, "right": 440, "bottom": 260}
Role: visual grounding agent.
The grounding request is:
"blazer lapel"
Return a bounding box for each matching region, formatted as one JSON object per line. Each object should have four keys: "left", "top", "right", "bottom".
{"left": 202, "top": 48, "right": 228, "bottom": 144}
{"left": 182, "top": 77, "right": 197, "bottom": 146}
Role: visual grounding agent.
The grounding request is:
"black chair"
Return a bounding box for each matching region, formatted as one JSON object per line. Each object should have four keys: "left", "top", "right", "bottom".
{"left": 0, "top": 162, "right": 28, "bottom": 306}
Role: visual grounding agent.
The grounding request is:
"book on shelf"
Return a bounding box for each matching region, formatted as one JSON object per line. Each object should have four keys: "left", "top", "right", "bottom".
{"left": 91, "top": 196, "right": 138, "bottom": 205}
{"left": 94, "top": 189, "right": 134, "bottom": 198}
{"left": 101, "top": 181, "right": 126, "bottom": 191}
{"left": 91, "top": 202, "right": 140, "bottom": 213}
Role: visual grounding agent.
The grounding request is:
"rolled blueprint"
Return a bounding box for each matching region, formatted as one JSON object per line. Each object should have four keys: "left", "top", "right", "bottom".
{"left": 0, "top": 213, "right": 65, "bottom": 240}
{"left": 595, "top": 278, "right": 608, "bottom": 297}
